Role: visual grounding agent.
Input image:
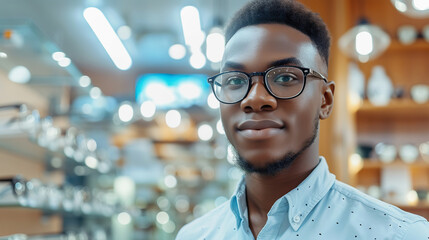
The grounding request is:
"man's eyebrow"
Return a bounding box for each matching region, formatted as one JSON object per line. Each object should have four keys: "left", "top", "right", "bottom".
{"left": 269, "top": 58, "right": 303, "bottom": 67}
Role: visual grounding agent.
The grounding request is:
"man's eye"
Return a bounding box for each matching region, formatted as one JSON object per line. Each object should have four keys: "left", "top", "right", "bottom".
{"left": 273, "top": 74, "right": 298, "bottom": 84}
{"left": 225, "top": 77, "right": 246, "bottom": 86}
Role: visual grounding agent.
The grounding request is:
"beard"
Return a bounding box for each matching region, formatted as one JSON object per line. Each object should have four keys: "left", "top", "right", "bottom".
{"left": 231, "top": 114, "right": 319, "bottom": 176}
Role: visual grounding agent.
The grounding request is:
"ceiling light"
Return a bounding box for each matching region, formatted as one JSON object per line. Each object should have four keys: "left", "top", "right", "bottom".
{"left": 118, "top": 103, "right": 134, "bottom": 122}
{"left": 168, "top": 44, "right": 186, "bottom": 60}
{"left": 84, "top": 7, "right": 132, "bottom": 70}
{"left": 79, "top": 75, "right": 91, "bottom": 87}
{"left": 90, "top": 86, "right": 102, "bottom": 99}
{"left": 355, "top": 31, "right": 373, "bottom": 55}
{"left": 198, "top": 124, "right": 213, "bottom": 141}
{"left": 394, "top": 0, "right": 408, "bottom": 12}
{"left": 8, "top": 66, "right": 31, "bottom": 83}
{"left": 189, "top": 51, "right": 206, "bottom": 69}
{"left": 165, "top": 110, "right": 181, "bottom": 128}
{"left": 140, "top": 101, "right": 156, "bottom": 118}
{"left": 339, "top": 19, "right": 390, "bottom": 63}
{"left": 0, "top": 52, "right": 8, "bottom": 58}
{"left": 117, "top": 25, "right": 132, "bottom": 40}
{"left": 412, "top": 0, "right": 429, "bottom": 10}
{"left": 180, "top": 6, "right": 204, "bottom": 48}
{"left": 58, "top": 57, "right": 71, "bottom": 67}
{"left": 206, "top": 27, "right": 225, "bottom": 63}
{"left": 391, "top": 0, "right": 429, "bottom": 17}
{"left": 207, "top": 93, "right": 219, "bottom": 109}
{"left": 52, "top": 51, "right": 65, "bottom": 61}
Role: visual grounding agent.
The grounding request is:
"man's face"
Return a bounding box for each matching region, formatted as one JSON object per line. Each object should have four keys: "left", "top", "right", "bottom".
{"left": 220, "top": 24, "right": 330, "bottom": 175}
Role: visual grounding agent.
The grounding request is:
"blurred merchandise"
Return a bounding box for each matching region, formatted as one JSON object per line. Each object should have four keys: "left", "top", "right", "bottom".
{"left": 367, "top": 66, "right": 394, "bottom": 106}
{"left": 410, "top": 84, "right": 429, "bottom": 103}
{"left": 399, "top": 144, "right": 419, "bottom": 163}
{"left": 374, "top": 142, "right": 397, "bottom": 163}
{"left": 397, "top": 25, "right": 418, "bottom": 44}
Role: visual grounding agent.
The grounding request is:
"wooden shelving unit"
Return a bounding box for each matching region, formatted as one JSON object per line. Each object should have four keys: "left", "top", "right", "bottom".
{"left": 346, "top": 0, "right": 429, "bottom": 220}
{"left": 357, "top": 100, "right": 429, "bottom": 116}
{"left": 362, "top": 159, "right": 429, "bottom": 169}
{"left": 388, "top": 39, "right": 429, "bottom": 51}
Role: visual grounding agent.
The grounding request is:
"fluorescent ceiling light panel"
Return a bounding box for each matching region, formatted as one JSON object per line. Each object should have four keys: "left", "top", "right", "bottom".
{"left": 180, "top": 6, "right": 204, "bottom": 47}
{"left": 84, "top": 7, "right": 132, "bottom": 70}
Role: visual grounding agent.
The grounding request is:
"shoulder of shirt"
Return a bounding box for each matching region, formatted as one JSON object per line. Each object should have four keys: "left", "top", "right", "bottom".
{"left": 332, "top": 180, "right": 428, "bottom": 225}
{"left": 402, "top": 219, "right": 429, "bottom": 239}
{"left": 175, "top": 199, "right": 233, "bottom": 240}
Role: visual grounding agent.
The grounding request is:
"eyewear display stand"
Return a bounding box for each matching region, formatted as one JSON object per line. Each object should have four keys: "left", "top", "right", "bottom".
{"left": 0, "top": 104, "right": 122, "bottom": 239}
{"left": 0, "top": 232, "right": 100, "bottom": 240}
{"left": 0, "top": 177, "right": 119, "bottom": 218}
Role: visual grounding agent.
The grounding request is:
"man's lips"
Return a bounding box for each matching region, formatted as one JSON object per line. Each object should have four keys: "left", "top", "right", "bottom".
{"left": 237, "top": 119, "right": 284, "bottom": 131}
{"left": 236, "top": 120, "right": 284, "bottom": 140}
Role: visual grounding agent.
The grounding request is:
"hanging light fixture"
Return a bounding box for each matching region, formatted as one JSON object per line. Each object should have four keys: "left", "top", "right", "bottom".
{"left": 339, "top": 18, "right": 391, "bottom": 63}
{"left": 391, "top": 0, "right": 429, "bottom": 18}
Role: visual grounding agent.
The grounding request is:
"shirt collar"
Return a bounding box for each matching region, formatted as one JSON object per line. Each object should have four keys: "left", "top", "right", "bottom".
{"left": 229, "top": 157, "right": 335, "bottom": 231}
{"left": 230, "top": 176, "right": 246, "bottom": 229}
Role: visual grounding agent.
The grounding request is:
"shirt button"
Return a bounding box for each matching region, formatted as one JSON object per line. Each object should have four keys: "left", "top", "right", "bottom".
{"left": 293, "top": 215, "right": 301, "bottom": 223}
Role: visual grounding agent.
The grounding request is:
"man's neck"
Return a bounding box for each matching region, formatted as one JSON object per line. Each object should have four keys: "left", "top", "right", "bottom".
{"left": 245, "top": 161, "right": 317, "bottom": 213}
{"left": 244, "top": 153, "right": 319, "bottom": 237}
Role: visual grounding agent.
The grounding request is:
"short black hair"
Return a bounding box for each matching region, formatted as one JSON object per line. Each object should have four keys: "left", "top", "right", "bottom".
{"left": 225, "top": 0, "right": 331, "bottom": 65}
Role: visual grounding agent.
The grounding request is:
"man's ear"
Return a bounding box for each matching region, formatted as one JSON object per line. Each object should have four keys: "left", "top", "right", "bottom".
{"left": 319, "top": 81, "right": 335, "bottom": 119}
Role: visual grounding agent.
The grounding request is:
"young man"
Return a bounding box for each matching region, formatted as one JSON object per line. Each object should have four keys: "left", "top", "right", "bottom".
{"left": 176, "top": 0, "right": 429, "bottom": 239}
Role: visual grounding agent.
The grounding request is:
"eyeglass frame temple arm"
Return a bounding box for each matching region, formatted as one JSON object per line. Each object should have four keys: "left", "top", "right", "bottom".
{"left": 308, "top": 69, "right": 328, "bottom": 82}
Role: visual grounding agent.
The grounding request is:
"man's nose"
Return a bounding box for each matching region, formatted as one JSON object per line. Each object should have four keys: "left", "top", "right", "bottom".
{"left": 240, "top": 76, "right": 277, "bottom": 112}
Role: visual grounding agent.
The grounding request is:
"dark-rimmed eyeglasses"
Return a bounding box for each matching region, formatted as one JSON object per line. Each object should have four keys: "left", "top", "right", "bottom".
{"left": 207, "top": 65, "right": 327, "bottom": 104}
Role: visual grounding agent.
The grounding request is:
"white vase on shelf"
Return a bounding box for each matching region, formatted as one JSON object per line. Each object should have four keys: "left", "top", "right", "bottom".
{"left": 367, "top": 65, "right": 394, "bottom": 106}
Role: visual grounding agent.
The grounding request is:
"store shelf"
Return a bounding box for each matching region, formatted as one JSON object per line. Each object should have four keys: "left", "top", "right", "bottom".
{"left": 0, "top": 205, "right": 114, "bottom": 219}
{"left": 356, "top": 99, "right": 429, "bottom": 119}
{"left": 396, "top": 202, "right": 429, "bottom": 210}
{"left": 0, "top": 179, "right": 118, "bottom": 219}
{"left": 388, "top": 39, "right": 429, "bottom": 51}
{"left": 152, "top": 139, "right": 197, "bottom": 145}
{"left": 362, "top": 159, "right": 429, "bottom": 169}
{"left": 0, "top": 136, "right": 47, "bottom": 161}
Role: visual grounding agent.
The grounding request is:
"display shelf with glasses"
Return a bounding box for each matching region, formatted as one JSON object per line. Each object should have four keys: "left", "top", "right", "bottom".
{"left": 0, "top": 103, "right": 122, "bottom": 238}
{"left": 0, "top": 176, "right": 122, "bottom": 219}
{"left": 0, "top": 21, "right": 122, "bottom": 237}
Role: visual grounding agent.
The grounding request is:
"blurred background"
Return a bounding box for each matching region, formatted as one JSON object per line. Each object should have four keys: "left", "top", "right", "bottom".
{"left": 0, "top": 0, "right": 428, "bottom": 239}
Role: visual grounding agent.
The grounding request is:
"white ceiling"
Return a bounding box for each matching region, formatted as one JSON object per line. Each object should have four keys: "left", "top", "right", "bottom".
{"left": 0, "top": 0, "right": 250, "bottom": 97}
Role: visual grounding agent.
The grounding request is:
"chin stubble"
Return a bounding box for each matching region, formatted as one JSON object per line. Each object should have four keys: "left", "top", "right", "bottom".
{"left": 232, "top": 115, "right": 319, "bottom": 176}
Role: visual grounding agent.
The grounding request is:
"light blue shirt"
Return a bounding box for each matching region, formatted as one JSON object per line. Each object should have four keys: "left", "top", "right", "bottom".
{"left": 176, "top": 157, "right": 429, "bottom": 240}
